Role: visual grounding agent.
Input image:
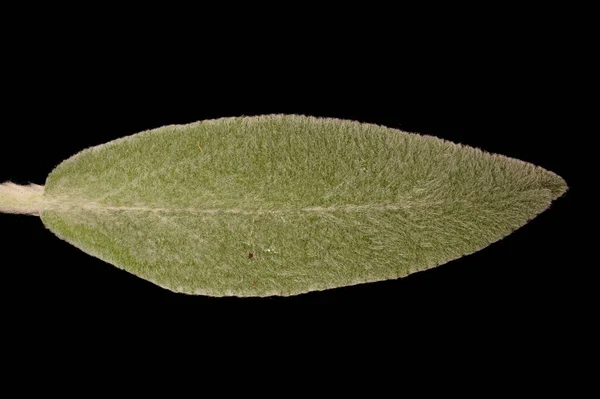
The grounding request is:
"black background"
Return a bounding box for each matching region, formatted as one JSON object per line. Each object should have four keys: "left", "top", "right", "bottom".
{"left": 0, "top": 10, "right": 591, "bottom": 394}
{"left": 0, "top": 42, "right": 579, "bottom": 327}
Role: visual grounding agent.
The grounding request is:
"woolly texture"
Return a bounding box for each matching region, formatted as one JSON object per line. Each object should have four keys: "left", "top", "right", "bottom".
{"left": 0, "top": 183, "right": 45, "bottom": 215}
{"left": 1, "top": 115, "right": 567, "bottom": 296}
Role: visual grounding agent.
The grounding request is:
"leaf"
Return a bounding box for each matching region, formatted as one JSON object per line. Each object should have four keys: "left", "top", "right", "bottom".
{"left": 0, "top": 115, "right": 567, "bottom": 297}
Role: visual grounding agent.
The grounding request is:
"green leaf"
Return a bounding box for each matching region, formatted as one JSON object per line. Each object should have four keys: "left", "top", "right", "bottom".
{"left": 0, "top": 115, "right": 567, "bottom": 296}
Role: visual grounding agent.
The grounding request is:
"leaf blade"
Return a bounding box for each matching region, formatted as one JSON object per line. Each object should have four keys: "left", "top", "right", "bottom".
{"left": 39, "top": 115, "right": 567, "bottom": 296}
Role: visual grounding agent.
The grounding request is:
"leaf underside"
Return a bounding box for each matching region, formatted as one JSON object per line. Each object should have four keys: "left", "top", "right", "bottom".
{"left": 40, "top": 115, "right": 567, "bottom": 296}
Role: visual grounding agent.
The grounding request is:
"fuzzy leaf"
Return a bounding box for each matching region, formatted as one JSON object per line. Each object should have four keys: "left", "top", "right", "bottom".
{"left": 0, "top": 115, "right": 567, "bottom": 296}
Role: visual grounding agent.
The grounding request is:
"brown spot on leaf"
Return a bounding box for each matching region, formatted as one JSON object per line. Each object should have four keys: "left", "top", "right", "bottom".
{"left": 248, "top": 252, "right": 254, "bottom": 259}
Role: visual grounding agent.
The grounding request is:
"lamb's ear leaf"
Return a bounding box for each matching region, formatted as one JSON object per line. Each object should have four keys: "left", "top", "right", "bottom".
{"left": 1, "top": 115, "right": 567, "bottom": 296}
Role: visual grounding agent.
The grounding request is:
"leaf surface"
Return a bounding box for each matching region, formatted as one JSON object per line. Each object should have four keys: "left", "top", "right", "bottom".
{"left": 35, "top": 115, "right": 567, "bottom": 296}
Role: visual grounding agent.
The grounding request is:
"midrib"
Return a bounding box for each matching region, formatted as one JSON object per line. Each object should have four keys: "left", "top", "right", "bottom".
{"left": 42, "top": 201, "right": 423, "bottom": 215}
